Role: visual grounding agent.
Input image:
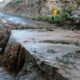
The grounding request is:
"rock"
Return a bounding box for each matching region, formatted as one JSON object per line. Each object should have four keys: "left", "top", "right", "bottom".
{"left": 0, "top": 62, "right": 47, "bottom": 80}
{"left": 71, "top": 9, "right": 80, "bottom": 18}
{"left": 0, "top": 12, "right": 55, "bottom": 55}
{"left": 0, "top": 12, "right": 54, "bottom": 29}
{"left": 2, "top": 33, "right": 47, "bottom": 80}
{"left": 15, "top": 62, "right": 47, "bottom": 80}
{"left": 3, "top": 40, "right": 25, "bottom": 74}
{"left": 3, "top": 0, "right": 49, "bottom": 18}
{"left": 2, "top": 0, "right": 77, "bottom": 19}
{"left": 71, "top": 7, "right": 80, "bottom": 23}
{"left": 0, "top": 30, "right": 10, "bottom": 48}
{"left": 3, "top": 30, "right": 80, "bottom": 80}
{"left": 69, "top": 9, "right": 80, "bottom": 30}
{"left": 0, "top": 0, "right": 12, "bottom": 9}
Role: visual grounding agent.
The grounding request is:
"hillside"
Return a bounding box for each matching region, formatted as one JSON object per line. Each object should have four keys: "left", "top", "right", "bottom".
{"left": 3, "top": 0, "right": 78, "bottom": 19}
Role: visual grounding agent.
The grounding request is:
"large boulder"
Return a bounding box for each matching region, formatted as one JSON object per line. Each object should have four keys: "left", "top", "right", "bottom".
{"left": 3, "top": 41, "right": 25, "bottom": 74}
{"left": 3, "top": 29, "right": 80, "bottom": 80}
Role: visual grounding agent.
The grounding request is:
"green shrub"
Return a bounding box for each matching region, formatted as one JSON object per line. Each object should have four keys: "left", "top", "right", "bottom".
{"left": 50, "top": 12, "right": 70, "bottom": 23}
{"left": 37, "top": 12, "right": 71, "bottom": 24}
{"left": 62, "top": 12, "right": 70, "bottom": 19}
{"left": 51, "top": 15, "right": 63, "bottom": 23}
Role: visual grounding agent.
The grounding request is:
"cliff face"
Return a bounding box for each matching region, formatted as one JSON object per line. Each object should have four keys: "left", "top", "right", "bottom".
{"left": 3, "top": 0, "right": 77, "bottom": 18}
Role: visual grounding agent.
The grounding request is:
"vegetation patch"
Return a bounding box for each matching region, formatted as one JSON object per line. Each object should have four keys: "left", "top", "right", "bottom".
{"left": 36, "top": 12, "right": 71, "bottom": 24}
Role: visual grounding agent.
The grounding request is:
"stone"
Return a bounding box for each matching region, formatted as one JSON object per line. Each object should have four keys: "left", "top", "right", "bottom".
{"left": 0, "top": 26, "right": 10, "bottom": 49}
{"left": 3, "top": 40, "right": 25, "bottom": 74}
{"left": 0, "top": 12, "right": 54, "bottom": 54}
{"left": 0, "top": 0, "right": 12, "bottom": 9}
{"left": 2, "top": 0, "right": 77, "bottom": 19}
{"left": 3, "top": 29, "right": 80, "bottom": 80}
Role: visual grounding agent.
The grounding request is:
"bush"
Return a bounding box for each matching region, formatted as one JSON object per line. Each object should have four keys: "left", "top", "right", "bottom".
{"left": 41, "top": 12, "right": 71, "bottom": 24}
{"left": 36, "top": 12, "right": 71, "bottom": 24}
{"left": 62, "top": 12, "right": 70, "bottom": 19}
{"left": 51, "top": 15, "right": 63, "bottom": 23}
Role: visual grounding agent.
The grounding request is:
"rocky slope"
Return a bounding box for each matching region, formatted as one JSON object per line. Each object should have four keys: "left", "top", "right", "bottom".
{"left": 0, "top": 0, "right": 12, "bottom": 9}
{"left": 3, "top": 0, "right": 78, "bottom": 19}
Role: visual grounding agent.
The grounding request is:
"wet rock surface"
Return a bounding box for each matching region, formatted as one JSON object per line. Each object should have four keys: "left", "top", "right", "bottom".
{"left": 0, "top": 12, "right": 55, "bottom": 80}
{"left": 0, "top": 12, "right": 80, "bottom": 80}
{"left": 0, "top": 12, "right": 54, "bottom": 53}
{"left": 2, "top": 34, "right": 48, "bottom": 80}
{"left": 2, "top": 29, "right": 80, "bottom": 80}
{"left": 0, "top": 12, "right": 54, "bottom": 29}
